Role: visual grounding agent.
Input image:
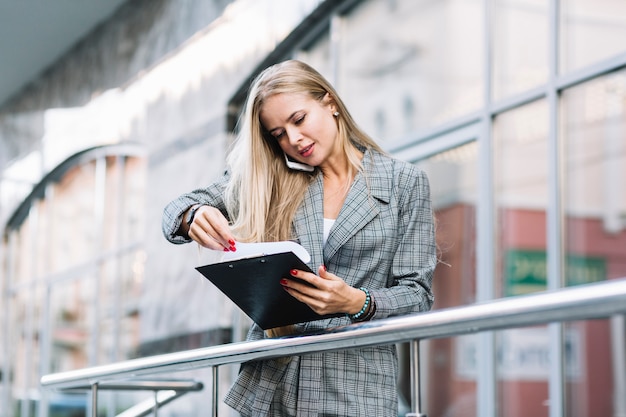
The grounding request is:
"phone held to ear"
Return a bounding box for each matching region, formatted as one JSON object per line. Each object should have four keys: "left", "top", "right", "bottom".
{"left": 284, "top": 153, "right": 314, "bottom": 172}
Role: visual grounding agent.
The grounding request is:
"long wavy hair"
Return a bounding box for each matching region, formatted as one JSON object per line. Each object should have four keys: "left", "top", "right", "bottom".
{"left": 225, "top": 60, "right": 384, "bottom": 243}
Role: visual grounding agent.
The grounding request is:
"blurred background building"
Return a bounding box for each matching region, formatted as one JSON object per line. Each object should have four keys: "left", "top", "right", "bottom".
{"left": 0, "top": 0, "right": 625, "bottom": 416}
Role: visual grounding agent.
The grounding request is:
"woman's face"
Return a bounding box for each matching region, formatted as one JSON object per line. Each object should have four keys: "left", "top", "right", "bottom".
{"left": 260, "top": 92, "right": 339, "bottom": 169}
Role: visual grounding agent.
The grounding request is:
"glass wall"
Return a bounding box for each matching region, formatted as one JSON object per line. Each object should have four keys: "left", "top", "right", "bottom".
{"left": 562, "top": 70, "right": 626, "bottom": 284}
{"left": 492, "top": 99, "right": 550, "bottom": 416}
{"left": 560, "top": 0, "right": 626, "bottom": 73}
{"left": 418, "top": 141, "right": 479, "bottom": 417}
{"left": 493, "top": 0, "right": 548, "bottom": 99}
{"left": 493, "top": 99, "right": 549, "bottom": 298}
{"left": 561, "top": 68, "right": 626, "bottom": 417}
{"left": 338, "top": 0, "right": 484, "bottom": 141}
{"left": 2, "top": 151, "right": 145, "bottom": 414}
{"left": 422, "top": 142, "right": 479, "bottom": 308}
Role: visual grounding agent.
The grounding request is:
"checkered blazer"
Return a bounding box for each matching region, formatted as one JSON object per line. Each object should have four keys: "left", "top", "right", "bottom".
{"left": 162, "top": 148, "right": 436, "bottom": 417}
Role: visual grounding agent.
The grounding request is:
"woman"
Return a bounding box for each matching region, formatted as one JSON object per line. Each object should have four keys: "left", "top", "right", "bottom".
{"left": 162, "top": 60, "right": 436, "bottom": 417}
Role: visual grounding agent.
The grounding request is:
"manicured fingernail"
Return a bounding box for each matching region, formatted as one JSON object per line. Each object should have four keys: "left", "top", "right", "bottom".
{"left": 322, "top": 265, "right": 327, "bottom": 271}
{"left": 290, "top": 269, "right": 297, "bottom": 276}
{"left": 223, "top": 247, "right": 229, "bottom": 252}
{"left": 280, "top": 279, "right": 288, "bottom": 285}
{"left": 229, "top": 246, "right": 236, "bottom": 252}
{"left": 228, "top": 239, "right": 235, "bottom": 246}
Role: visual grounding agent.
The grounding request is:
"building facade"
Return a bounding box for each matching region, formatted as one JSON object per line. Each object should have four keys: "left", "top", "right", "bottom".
{"left": 1, "top": 0, "right": 625, "bottom": 416}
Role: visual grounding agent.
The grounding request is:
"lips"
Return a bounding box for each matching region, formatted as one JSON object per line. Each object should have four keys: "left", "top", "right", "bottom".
{"left": 299, "top": 144, "right": 314, "bottom": 157}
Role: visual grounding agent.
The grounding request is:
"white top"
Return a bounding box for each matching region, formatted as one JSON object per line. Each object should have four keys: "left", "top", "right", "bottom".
{"left": 323, "top": 218, "right": 336, "bottom": 246}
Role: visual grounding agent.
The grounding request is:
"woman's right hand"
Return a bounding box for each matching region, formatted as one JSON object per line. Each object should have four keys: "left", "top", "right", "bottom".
{"left": 186, "top": 205, "right": 237, "bottom": 251}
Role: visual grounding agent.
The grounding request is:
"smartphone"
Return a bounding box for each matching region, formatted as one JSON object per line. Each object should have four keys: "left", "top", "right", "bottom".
{"left": 284, "top": 153, "right": 314, "bottom": 172}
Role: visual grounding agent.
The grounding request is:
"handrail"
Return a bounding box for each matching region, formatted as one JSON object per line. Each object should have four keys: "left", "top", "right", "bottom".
{"left": 65, "top": 379, "right": 204, "bottom": 417}
{"left": 41, "top": 278, "right": 626, "bottom": 415}
{"left": 64, "top": 379, "right": 204, "bottom": 392}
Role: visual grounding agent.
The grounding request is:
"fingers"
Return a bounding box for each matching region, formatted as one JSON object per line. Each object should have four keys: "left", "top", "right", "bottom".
{"left": 282, "top": 267, "right": 351, "bottom": 315}
{"left": 318, "top": 264, "right": 329, "bottom": 277}
{"left": 285, "top": 267, "right": 334, "bottom": 290}
{"left": 188, "top": 206, "right": 236, "bottom": 251}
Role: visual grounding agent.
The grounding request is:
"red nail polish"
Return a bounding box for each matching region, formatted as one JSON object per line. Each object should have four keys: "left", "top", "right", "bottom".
{"left": 223, "top": 247, "right": 229, "bottom": 252}
{"left": 228, "top": 239, "right": 235, "bottom": 246}
{"left": 323, "top": 265, "right": 327, "bottom": 271}
{"left": 230, "top": 246, "right": 236, "bottom": 252}
{"left": 290, "top": 269, "right": 297, "bottom": 276}
{"left": 280, "top": 279, "right": 288, "bottom": 285}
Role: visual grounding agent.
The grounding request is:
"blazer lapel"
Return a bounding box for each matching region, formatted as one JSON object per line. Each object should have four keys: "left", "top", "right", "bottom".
{"left": 324, "top": 150, "right": 393, "bottom": 261}
{"left": 293, "top": 150, "right": 394, "bottom": 266}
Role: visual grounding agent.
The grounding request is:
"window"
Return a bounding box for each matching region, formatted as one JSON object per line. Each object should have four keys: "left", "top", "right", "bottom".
{"left": 493, "top": 0, "right": 548, "bottom": 99}
{"left": 3, "top": 150, "right": 146, "bottom": 412}
{"left": 560, "top": 0, "right": 626, "bottom": 74}
{"left": 339, "top": 0, "right": 484, "bottom": 141}
{"left": 493, "top": 100, "right": 549, "bottom": 297}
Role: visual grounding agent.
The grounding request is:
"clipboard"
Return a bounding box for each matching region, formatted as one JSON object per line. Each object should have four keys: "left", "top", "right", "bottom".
{"left": 195, "top": 251, "right": 341, "bottom": 329}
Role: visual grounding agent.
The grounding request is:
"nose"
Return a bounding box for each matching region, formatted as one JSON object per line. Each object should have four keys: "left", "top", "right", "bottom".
{"left": 285, "top": 126, "right": 303, "bottom": 146}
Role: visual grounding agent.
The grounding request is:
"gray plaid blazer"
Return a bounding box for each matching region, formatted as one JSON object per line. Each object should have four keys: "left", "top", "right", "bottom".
{"left": 162, "top": 148, "right": 436, "bottom": 417}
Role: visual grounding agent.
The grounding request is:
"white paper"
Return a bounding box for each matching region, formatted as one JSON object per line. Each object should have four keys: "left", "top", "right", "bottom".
{"left": 197, "top": 240, "right": 311, "bottom": 266}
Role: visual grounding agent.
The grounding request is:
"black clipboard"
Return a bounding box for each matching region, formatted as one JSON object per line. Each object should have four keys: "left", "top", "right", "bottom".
{"left": 195, "top": 252, "right": 341, "bottom": 329}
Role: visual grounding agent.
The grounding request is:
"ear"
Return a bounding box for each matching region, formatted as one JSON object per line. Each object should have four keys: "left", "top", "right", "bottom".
{"left": 323, "top": 92, "right": 337, "bottom": 113}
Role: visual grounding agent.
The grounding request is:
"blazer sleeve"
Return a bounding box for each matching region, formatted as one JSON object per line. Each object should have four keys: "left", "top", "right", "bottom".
{"left": 371, "top": 165, "right": 437, "bottom": 318}
{"left": 161, "top": 171, "right": 231, "bottom": 244}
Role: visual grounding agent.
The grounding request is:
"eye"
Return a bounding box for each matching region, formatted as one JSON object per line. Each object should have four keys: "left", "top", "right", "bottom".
{"left": 272, "top": 129, "right": 286, "bottom": 139}
{"left": 294, "top": 114, "right": 306, "bottom": 125}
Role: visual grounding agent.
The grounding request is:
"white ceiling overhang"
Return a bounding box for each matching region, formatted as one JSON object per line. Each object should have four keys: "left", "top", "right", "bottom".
{"left": 0, "top": 0, "right": 129, "bottom": 108}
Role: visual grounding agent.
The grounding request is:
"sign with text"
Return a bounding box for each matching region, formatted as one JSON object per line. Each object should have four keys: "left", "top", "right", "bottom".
{"left": 455, "top": 327, "right": 583, "bottom": 381}
{"left": 505, "top": 250, "right": 605, "bottom": 296}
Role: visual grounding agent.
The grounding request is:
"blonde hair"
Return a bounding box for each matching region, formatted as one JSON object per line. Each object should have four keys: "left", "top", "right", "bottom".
{"left": 225, "top": 60, "right": 384, "bottom": 243}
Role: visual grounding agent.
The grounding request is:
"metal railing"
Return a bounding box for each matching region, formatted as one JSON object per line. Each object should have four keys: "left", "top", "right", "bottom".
{"left": 41, "top": 278, "right": 626, "bottom": 417}
{"left": 76, "top": 380, "right": 204, "bottom": 417}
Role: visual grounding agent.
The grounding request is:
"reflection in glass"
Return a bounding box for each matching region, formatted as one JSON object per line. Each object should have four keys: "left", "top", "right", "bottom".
{"left": 3, "top": 154, "right": 146, "bottom": 412}
{"left": 496, "top": 326, "right": 550, "bottom": 417}
{"left": 295, "top": 30, "right": 334, "bottom": 85}
{"left": 560, "top": 0, "right": 626, "bottom": 74}
{"left": 12, "top": 287, "right": 45, "bottom": 415}
{"left": 412, "top": 141, "right": 478, "bottom": 417}
{"left": 493, "top": 0, "right": 548, "bottom": 99}
{"left": 562, "top": 70, "right": 626, "bottom": 284}
{"left": 421, "top": 141, "right": 478, "bottom": 308}
{"left": 563, "top": 319, "right": 616, "bottom": 417}
{"left": 339, "top": 0, "right": 484, "bottom": 141}
{"left": 561, "top": 70, "right": 626, "bottom": 416}
{"left": 50, "top": 279, "right": 93, "bottom": 374}
{"left": 493, "top": 100, "right": 548, "bottom": 298}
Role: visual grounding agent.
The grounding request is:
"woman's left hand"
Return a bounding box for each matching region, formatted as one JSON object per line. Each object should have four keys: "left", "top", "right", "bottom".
{"left": 280, "top": 266, "right": 367, "bottom": 316}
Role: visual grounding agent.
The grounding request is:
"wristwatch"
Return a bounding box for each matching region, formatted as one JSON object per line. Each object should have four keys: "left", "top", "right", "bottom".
{"left": 185, "top": 204, "right": 203, "bottom": 226}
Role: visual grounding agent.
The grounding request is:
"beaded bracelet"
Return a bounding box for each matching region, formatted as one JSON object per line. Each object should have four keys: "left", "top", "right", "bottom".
{"left": 348, "top": 287, "right": 371, "bottom": 321}
{"left": 359, "top": 295, "right": 376, "bottom": 322}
